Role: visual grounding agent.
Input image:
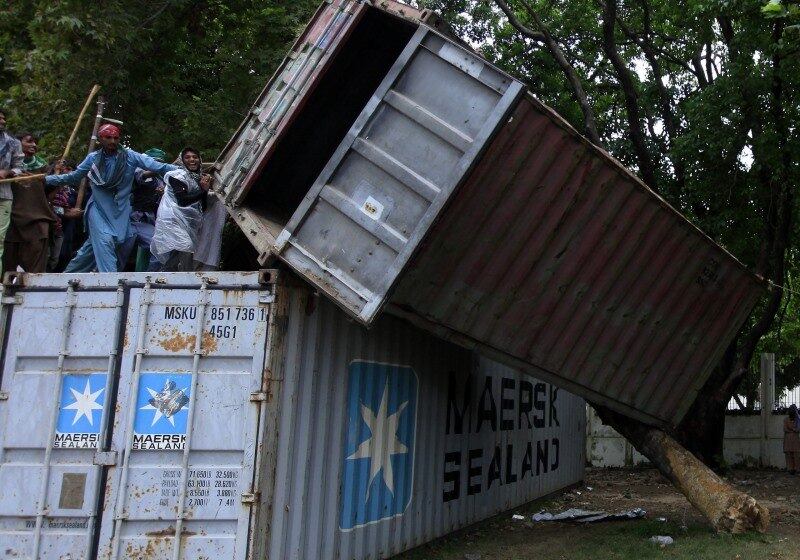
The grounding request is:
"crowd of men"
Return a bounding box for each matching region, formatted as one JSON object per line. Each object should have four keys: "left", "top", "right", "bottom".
{"left": 0, "top": 108, "right": 226, "bottom": 275}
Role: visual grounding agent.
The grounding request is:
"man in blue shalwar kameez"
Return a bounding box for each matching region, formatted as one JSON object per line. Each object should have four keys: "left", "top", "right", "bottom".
{"left": 46, "top": 124, "right": 178, "bottom": 272}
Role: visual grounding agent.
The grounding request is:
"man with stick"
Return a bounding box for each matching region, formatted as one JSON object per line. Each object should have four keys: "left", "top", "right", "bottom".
{"left": 0, "top": 109, "right": 24, "bottom": 273}
{"left": 46, "top": 123, "right": 177, "bottom": 272}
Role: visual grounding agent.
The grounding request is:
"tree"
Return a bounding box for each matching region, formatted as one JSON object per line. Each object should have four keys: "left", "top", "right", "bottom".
{"left": 420, "top": 0, "right": 798, "bottom": 531}
{"left": 0, "top": 0, "right": 319, "bottom": 161}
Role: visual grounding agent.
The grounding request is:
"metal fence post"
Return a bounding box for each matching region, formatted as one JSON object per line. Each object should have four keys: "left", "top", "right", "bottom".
{"left": 760, "top": 353, "right": 775, "bottom": 467}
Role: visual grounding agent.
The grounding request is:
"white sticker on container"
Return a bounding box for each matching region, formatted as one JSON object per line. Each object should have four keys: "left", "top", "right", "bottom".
{"left": 361, "top": 196, "right": 384, "bottom": 221}
{"left": 437, "top": 42, "right": 485, "bottom": 80}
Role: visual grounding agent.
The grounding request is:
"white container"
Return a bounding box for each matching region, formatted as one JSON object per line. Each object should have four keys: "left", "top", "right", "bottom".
{"left": 0, "top": 271, "right": 584, "bottom": 559}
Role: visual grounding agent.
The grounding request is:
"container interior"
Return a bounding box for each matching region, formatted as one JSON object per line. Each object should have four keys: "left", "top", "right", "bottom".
{"left": 243, "top": 8, "right": 417, "bottom": 235}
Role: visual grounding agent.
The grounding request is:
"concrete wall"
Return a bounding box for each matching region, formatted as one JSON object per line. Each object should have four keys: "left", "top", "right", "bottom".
{"left": 586, "top": 405, "right": 788, "bottom": 468}
{"left": 585, "top": 406, "right": 649, "bottom": 467}
{"left": 723, "top": 414, "right": 786, "bottom": 468}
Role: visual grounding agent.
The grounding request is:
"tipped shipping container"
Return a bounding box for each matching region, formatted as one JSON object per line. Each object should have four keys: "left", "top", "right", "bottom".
{"left": 213, "top": 0, "right": 764, "bottom": 428}
{"left": 0, "top": 271, "right": 584, "bottom": 559}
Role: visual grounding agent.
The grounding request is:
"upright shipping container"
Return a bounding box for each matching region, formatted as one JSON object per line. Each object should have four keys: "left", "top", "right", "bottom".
{"left": 0, "top": 271, "right": 584, "bottom": 559}
{"left": 213, "top": 0, "right": 763, "bottom": 429}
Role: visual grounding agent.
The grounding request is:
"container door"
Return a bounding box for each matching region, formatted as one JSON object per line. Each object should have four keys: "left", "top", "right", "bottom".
{"left": 214, "top": 0, "right": 363, "bottom": 206}
{"left": 95, "top": 275, "right": 272, "bottom": 559}
{"left": 0, "top": 272, "right": 273, "bottom": 560}
{"left": 0, "top": 281, "right": 127, "bottom": 559}
{"left": 274, "top": 26, "right": 524, "bottom": 324}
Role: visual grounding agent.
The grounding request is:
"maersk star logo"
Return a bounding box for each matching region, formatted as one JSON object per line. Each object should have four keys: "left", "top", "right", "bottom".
{"left": 64, "top": 380, "right": 104, "bottom": 425}
{"left": 347, "top": 381, "right": 409, "bottom": 497}
{"left": 340, "top": 361, "right": 417, "bottom": 530}
{"left": 139, "top": 380, "right": 190, "bottom": 427}
{"left": 57, "top": 373, "right": 107, "bottom": 434}
{"left": 133, "top": 373, "right": 192, "bottom": 450}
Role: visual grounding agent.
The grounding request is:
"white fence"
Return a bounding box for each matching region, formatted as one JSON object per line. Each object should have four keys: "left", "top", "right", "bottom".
{"left": 586, "top": 406, "right": 788, "bottom": 468}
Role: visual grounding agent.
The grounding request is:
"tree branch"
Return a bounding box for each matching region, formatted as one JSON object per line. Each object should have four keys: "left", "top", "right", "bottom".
{"left": 134, "top": 1, "right": 172, "bottom": 31}
{"left": 494, "top": 0, "right": 603, "bottom": 146}
{"left": 600, "top": 0, "right": 658, "bottom": 189}
{"left": 616, "top": 0, "right": 685, "bottom": 193}
{"left": 691, "top": 51, "right": 709, "bottom": 88}
{"left": 492, "top": 0, "right": 546, "bottom": 42}
{"left": 704, "top": 42, "right": 715, "bottom": 84}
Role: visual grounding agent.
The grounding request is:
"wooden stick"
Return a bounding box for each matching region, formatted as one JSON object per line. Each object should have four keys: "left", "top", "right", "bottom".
{"left": 61, "top": 84, "right": 101, "bottom": 163}
{"left": 0, "top": 173, "right": 46, "bottom": 185}
{"left": 86, "top": 95, "right": 107, "bottom": 153}
{"left": 75, "top": 95, "right": 106, "bottom": 210}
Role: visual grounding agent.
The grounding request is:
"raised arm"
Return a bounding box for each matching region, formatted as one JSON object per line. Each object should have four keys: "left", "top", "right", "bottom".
{"left": 132, "top": 152, "right": 179, "bottom": 176}
{"left": 45, "top": 153, "right": 94, "bottom": 187}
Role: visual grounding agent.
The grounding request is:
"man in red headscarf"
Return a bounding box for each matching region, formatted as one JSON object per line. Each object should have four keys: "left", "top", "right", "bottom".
{"left": 45, "top": 123, "right": 178, "bottom": 271}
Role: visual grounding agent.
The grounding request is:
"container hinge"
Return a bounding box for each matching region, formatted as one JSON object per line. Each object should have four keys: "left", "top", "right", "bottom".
{"left": 1, "top": 295, "right": 21, "bottom": 305}
{"left": 93, "top": 451, "right": 118, "bottom": 466}
{"left": 250, "top": 391, "right": 268, "bottom": 402}
{"left": 0, "top": 391, "right": 8, "bottom": 401}
{"left": 259, "top": 294, "right": 275, "bottom": 304}
{"left": 241, "top": 492, "right": 260, "bottom": 505}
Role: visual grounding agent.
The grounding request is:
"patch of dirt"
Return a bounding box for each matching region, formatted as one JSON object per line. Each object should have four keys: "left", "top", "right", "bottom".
{"left": 573, "top": 468, "right": 800, "bottom": 534}
{"left": 397, "top": 467, "right": 800, "bottom": 560}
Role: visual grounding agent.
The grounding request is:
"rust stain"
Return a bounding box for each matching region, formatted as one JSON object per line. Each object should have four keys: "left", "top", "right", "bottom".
{"left": 145, "top": 526, "right": 196, "bottom": 537}
{"left": 125, "top": 533, "right": 173, "bottom": 559}
{"left": 156, "top": 327, "right": 218, "bottom": 354}
{"left": 131, "top": 486, "right": 159, "bottom": 499}
{"left": 201, "top": 331, "right": 218, "bottom": 354}
{"left": 157, "top": 327, "right": 196, "bottom": 352}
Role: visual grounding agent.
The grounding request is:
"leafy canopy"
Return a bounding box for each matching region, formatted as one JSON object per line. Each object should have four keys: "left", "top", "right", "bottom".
{"left": 0, "top": 0, "right": 318, "bottom": 161}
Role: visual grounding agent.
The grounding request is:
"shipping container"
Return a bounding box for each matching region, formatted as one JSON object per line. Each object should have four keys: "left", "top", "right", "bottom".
{"left": 0, "top": 270, "right": 584, "bottom": 559}
{"left": 213, "top": 1, "right": 763, "bottom": 429}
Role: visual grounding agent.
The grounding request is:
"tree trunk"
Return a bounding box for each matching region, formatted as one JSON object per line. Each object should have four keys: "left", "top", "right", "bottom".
{"left": 596, "top": 406, "right": 770, "bottom": 533}
{"left": 673, "top": 380, "right": 729, "bottom": 469}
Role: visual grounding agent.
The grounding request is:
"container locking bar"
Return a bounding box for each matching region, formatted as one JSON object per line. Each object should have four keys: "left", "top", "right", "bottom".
{"left": 93, "top": 451, "right": 118, "bottom": 466}
{"left": 240, "top": 492, "right": 260, "bottom": 505}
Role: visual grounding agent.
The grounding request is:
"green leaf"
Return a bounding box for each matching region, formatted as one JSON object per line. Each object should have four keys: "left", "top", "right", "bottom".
{"left": 761, "top": 0, "right": 786, "bottom": 17}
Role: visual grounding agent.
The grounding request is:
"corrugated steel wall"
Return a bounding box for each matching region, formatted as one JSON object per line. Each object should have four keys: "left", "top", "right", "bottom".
{"left": 391, "top": 95, "right": 764, "bottom": 428}
{"left": 266, "top": 285, "right": 584, "bottom": 560}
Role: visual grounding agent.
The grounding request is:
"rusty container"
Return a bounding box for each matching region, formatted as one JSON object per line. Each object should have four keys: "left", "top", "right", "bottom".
{"left": 213, "top": 1, "right": 763, "bottom": 428}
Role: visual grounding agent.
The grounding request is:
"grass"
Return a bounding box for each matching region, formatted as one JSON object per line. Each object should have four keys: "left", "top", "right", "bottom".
{"left": 397, "top": 468, "right": 800, "bottom": 560}
{"left": 397, "top": 518, "right": 799, "bottom": 560}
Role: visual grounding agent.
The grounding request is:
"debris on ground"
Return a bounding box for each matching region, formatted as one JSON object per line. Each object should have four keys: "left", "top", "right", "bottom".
{"left": 649, "top": 536, "right": 674, "bottom": 546}
{"left": 396, "top": 468, "right": 800, "bottom": 560}
{"left": 531, "top": 509, "right": 603, "bottom": 522}
{"left": 531, "top": 508, "right": 646, "bottom": 523}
